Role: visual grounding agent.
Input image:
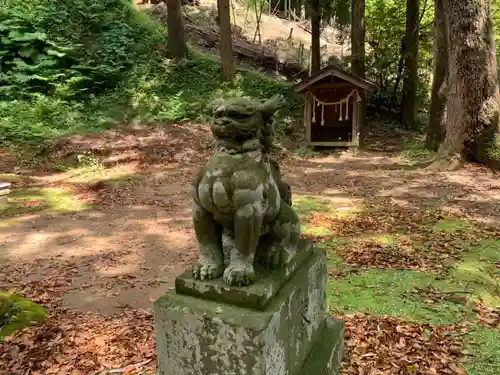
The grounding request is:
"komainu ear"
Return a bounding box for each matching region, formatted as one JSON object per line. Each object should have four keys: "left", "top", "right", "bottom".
{"left": 208, "top": 98, "right": 226, "bottom": 115}
{"left": 258, "top": 94, "right": 287, "bottom": 123}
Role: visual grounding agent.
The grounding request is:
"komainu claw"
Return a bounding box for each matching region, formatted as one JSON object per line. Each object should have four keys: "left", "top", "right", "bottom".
{"left": 193, "top": 263, "right": 223, "bottom": 281}
{"left": 223, "top": 263, "right": 256, "bottom": 286}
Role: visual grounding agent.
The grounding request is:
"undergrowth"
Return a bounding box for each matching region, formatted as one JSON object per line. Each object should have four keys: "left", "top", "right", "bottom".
{"left": 0, "top": 0, "right": 300, "bottom": 149}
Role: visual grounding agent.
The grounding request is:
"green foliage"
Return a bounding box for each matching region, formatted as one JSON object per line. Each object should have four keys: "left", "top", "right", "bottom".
{"left": 399, "top": 138, "right": 436, "bottom": 164}
{"left": 365, "top": 0, "right": 434, "bottom": 112}
{"left": 0, "top": 0, "right": 164, "bottom": 98}
{"left": 124, "top": 52, "right": 300, "bottom": 124}
{"left": 302, "top": 0, "right": 351, "bottom": 26}
{"left": 0, "top": 9, "right": 78, "bottom": 100}
{"left": 0, "top": 47, "right": 300, "bottom": 146}
{"left": 0, "top": 0, "right": 165, "bottom": 146}
{"left": 325, "top": 238, "right": 500, "bottom": 326}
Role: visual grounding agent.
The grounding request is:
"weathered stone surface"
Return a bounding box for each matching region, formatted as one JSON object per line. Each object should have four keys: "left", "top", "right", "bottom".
{"left": 175, "top": 239, "right": 313, "bottom": 310}
{"left": 154, "top": 247, "right": 331, "bottom": 375}
{"left": 300, "top": 318, "right": 345, "bottom": 375}
{"left": 190, "top": 94, "right": 302, "bottom": 286}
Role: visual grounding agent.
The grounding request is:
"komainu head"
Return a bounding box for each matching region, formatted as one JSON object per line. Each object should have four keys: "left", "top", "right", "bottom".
{"left": 209, "top": 94, "right": 286, "bottom": 151}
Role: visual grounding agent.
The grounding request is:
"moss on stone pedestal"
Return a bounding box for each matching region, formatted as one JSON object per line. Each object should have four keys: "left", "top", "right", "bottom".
{"left": 155, "top": 247, "right": 341, "bottom": 375}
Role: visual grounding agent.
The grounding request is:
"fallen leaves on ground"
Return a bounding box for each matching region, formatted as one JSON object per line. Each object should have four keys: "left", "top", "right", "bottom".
{"left": 300, "top": 198, "right": 497, "bottom": 271}
{"left": 0, "top": 309, "right": 155, "bottom": 375}
{"left": 473, "top": 303, "right": 500, "bottom": 329}
{"left": 338, "top": 313, "right": 467, "bottom": 375}
{"left": 340, "top": 239, "right": 423, "bottom": 270}
{"left": 2, "top": 125, "right": 499, "bottom": 374}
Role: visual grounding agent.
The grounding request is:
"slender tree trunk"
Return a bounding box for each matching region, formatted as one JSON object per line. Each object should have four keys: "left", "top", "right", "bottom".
{"left": 430, "top": 0, "right": 500, "bottom": 170}
{"left": 401, "top": 0, "right": 420, "bottom": 129}
{"left": 166, "top": 0, "right": 187, "bottom": 59}
{"left": 310, "top": 0, "right": 321, "bottom": 73}
{"left": 217, "top": 0, "right": 235, "bottom": 80}
{"left": 393, "top": 38, "right": 406, "bottom": 96}
{"left": 351, "top": 0, "right": 367, "bottom": 148}
{"left": 425, "top": 0, "right": 447, "bottom": 151}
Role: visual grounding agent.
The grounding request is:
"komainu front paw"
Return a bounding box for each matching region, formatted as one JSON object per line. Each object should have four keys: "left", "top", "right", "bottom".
{"left": 193, "top": 262, "right": 224, "bottom": 281}
{"left": 223, "top": 263, "right": 256, "bottom": 286}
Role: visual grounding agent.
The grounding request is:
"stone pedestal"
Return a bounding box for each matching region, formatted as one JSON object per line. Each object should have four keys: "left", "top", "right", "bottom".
{"left": 154, "top": 239, "right": 344, "bottom": 375}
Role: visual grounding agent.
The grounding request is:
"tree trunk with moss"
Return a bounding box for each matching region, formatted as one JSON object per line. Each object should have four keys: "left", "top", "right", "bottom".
{"left": 217, "top": 0, "right": 235, "bottom": 80}
{"left": 430, "top": 0, "right": 500, "bottom": 170}
{"left": 166, "top": 0, "right": 187, "bottom": 59}
{"left": 401, "top": 0, "right": 420, "bottom": 129}
{"left": 351, "top": 0, "right": 367, "bottom": 147}
{"left": 426, "top": 0, "right": 447, "bottom": 151}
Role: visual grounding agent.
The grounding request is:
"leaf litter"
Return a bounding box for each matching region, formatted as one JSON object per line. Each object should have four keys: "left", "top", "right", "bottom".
{"left": 1, "top": 309, "right": 155, "bottom": 375}
{"left": 338, "top": 313, "right": 467, "bottom": 375}
{"left": 1, "top": 126, "right": 500, "bottom": 374}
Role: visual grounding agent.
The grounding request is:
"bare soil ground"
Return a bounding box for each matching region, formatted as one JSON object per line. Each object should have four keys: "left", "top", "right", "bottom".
{"left": 0, "top": 123, "right": 499, "bottom": 374}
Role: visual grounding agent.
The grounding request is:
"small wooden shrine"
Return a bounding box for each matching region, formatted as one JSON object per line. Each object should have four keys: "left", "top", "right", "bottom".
{"left": 293, "top": 65, "right": 377, "bottom": 147}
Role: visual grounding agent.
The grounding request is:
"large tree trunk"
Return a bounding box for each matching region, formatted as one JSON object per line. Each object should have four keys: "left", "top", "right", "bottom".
{"left": 217, "top": 0, "right": 235, "bottom": 80}
{"left": 430, "top": 0, "right": 500, "bottom": 170}
{"left": 400, "top": 0, "right": 420, "bottom": 129}
{"left": 166, "top": 0, "right": 187, "bottom": 59}
{"left": 351, "top": 0, "right": 367, "bottom": 148}
{"left": 310, "top": 0, "right": 321, "bottom": 73}
{"left": 425, "top": 0, "right": 448, "bottom": 151}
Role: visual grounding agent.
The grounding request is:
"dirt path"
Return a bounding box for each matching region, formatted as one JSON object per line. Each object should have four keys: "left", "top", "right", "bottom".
{"left": 1, "top": 125, "right": 498, "bottom": 374}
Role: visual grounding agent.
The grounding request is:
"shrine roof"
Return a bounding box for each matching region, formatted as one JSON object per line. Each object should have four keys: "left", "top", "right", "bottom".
{"left": 293, "top": 64, "right": 378, "bottom": 93}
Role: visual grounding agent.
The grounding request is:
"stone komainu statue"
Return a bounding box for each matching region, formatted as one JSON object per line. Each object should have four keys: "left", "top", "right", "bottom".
{"left": 190, "top": 95, "right": 301, "bottom": 286}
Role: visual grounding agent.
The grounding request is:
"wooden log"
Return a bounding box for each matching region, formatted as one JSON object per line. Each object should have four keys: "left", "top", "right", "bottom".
{"left": 184, "top": 23, "right": 308, "bottom": 80}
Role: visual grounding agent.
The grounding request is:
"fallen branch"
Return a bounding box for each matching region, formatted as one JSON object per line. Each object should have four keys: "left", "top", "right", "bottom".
{"left": 184, "top": 23, "right": 308, "bottom": 80}
{"left": 411, "top": 287, "right": 472, "bottom": 305}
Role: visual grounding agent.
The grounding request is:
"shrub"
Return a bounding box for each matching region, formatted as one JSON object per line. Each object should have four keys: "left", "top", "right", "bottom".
{"left": 0, "top": 0, "right": 164, "bottom": 100}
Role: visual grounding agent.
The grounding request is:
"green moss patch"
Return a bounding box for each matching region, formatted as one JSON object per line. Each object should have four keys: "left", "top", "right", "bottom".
{"left": 327, "top": 268, "right": 465, "bottom": 325}
{"left": 294, "top": 195, "right": 333, "bottom": 216}
{"left": 0, "top": 291, "right": 46, "bottom": 340}
{"left": 432, "top": 217, "right": 472, "bottom": 233}
{"left": 0, "top": 187, "right": 90, "bottom": 217}
{"left": 462, "top": 325, "right": 500, "bottom": 375}
{"left": 447, "top": 239, "right": 500, "bottom": 309}
{"left": 301, "top": 224, "right": 334, "bottom": 237}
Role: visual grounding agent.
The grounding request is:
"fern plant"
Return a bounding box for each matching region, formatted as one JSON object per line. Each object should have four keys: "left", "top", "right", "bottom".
{"left": 0, "top": 9, "right": 80, "bottom": 100}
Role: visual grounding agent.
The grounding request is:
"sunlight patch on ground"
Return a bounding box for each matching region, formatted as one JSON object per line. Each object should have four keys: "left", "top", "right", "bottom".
{"left": 373, "top": 234, "right": 399, "bottom": 246}
{"left": 432, "top": 217, "right": 472, "bottom": 233}
{"left": 0, "top": 173, "right": 32, "bottom": 184}
{"left": 301, "top": 224, "right": 334, "bottom": 236}
{"left": 39, "top": 159, "right": 141, "bottom": 188}
{"left": 60, "top": 165, "right": 140, "bottom": 185}
{"left": 0, "top": 187, "right": 90, "bottom": 217}
{"left": 294, "top": 194, "right": 362, "bottom": 217}
{"left": 447, "top": 239, "right": 500, "bottom": 308}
